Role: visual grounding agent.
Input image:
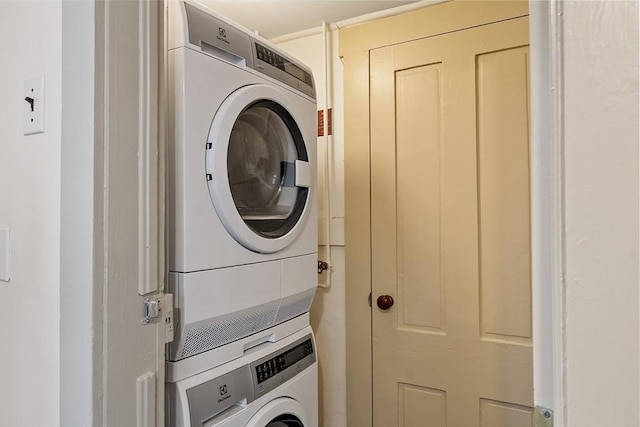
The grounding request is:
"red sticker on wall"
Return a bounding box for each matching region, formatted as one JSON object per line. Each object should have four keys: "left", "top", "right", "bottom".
{"left": 317, "top": 109, "right": 332, "bottom": 137}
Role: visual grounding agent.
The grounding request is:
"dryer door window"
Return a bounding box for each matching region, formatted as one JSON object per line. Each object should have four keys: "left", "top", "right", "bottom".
{"left": 244, "top": 397, "right": 308, "bottom": 427}
{"left": 206, "top": 84, "right": 314, "bottom": 254}
{"left": 227, "top": 100, "right": 308, "bottom": 238}
{"left": 265, "top": 415, "right": 304, "bottom": 426}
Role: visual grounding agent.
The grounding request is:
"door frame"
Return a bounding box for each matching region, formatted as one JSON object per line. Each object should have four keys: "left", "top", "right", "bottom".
{"left": 340, "top": 1, "right": 566, "bottom": 425}
{"left": 60, "top": 1, "right": 167, "bottom": 425}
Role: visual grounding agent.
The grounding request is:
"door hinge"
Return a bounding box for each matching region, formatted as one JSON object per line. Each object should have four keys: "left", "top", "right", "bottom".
{"left": 533, "top": 406, "right": 553, "bottom": 427}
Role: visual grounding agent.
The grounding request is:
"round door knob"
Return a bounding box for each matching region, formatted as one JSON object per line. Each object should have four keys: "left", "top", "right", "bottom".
{"left": 376, "top": 295, "right": 394, "bottom": 310}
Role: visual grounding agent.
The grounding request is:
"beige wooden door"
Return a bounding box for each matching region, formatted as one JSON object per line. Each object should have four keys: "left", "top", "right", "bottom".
{"left": 370, "top": 17, "right": 532, "bottom": 427}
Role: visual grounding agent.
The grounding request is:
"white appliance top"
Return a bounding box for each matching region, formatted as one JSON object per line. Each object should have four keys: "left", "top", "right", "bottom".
{"left": 169, "top": 0, "right": 315, "bottom": 99}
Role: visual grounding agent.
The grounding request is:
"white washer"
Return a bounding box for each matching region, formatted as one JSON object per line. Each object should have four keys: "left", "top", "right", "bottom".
{"left": 167, "top": 326, "right": 318, "bottom": 427}
{"left": 167, "top": 0, "right": 317, "bottom": 361}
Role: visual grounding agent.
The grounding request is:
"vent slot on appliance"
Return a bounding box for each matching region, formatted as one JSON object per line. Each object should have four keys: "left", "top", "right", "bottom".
{"left": 172, "top": 289, "right": 317, "bottom": 361}
{"left": 275, "top": 288, "right": 316, "bottom": 324}
{"left": 179, "top": 300, "right": 279, "bottom": 359}
{"left": 201, "top": 41, "right": 246, "bottom": 66}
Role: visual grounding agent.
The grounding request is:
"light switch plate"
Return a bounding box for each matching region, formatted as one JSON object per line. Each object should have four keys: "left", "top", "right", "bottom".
{"left": 23, "top": 75, "right": 45, "bottom": 135}
{"left": 0, "top": 228, "right": 10, "bottom": 282}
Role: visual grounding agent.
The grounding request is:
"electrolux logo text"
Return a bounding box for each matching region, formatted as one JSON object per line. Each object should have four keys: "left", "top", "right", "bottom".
{"left": 217, "top": 27, "right": 230, "bottom": 44}
{"left": 217, "top": 384, "right": 230, "bottom": 403}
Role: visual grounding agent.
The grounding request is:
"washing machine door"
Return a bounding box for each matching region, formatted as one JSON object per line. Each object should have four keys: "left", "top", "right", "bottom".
{"left": 264, "top": 417, "right": 304, "bottom": 427}
{"left": 245, "top": 397, "right": 308, "bottom": 427}
{"left": 206, "top": 84, "right": 313, "bottom": 254}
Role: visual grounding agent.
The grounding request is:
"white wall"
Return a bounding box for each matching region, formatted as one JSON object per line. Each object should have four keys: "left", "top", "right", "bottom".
{"left": 0, "top": 1, "right": 62, "bottom": 426}
{"left": 277, "top": 30, "right": 347, "bottom": 427}
{"left": 562, "top": 1, "right": 639, "bottom": 426}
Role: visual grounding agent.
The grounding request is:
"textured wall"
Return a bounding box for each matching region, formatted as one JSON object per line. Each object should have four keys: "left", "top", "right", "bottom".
{"left": 562, "top": 2, "right": 639, "bottom": 426}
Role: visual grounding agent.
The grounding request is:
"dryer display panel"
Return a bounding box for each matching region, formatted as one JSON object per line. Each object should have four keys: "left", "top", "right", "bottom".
{"left": 255, "top": 43, "right": 313, "bottom": 87}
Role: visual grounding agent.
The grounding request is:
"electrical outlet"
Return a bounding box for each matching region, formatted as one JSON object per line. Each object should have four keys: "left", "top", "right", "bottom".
{"left": 23, "top": 75, "right": 45, "bottom": 135}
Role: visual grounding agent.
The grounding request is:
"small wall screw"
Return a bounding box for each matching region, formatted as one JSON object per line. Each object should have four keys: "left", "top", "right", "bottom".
{"left": 542, "top": 410, "right": 551, "bottom": 419}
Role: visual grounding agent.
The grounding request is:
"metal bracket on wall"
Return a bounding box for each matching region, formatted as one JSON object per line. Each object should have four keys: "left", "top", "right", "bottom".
{"left": 142, "top": 297, "right": 161, "bottom": 324}
{"left": 317, "top": 260, "right": 329, "bottom": 274}
{"left": 533, "top": 406, "right": 553, "bottom": 427}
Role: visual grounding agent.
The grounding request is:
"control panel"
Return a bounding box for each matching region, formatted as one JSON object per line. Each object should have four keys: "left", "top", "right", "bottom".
{"left": 251, "top": 41, "right": 315, "bottom": 99}
{"left": 250, "top": 334, "right": 315, "bottom": 397}
{"left": 255, "top": 338, "right": 314, "bottom": 384}
{"left": 255, "top": 43, "right": 313, "bottom": 87}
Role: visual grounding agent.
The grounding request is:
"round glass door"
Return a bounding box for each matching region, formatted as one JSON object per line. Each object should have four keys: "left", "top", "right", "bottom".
{"left": 205, "top": 84, "right": 313, "bottom": 254}
{"left": 245, "top": 398, "right": 308, "bottom": 427}
{"left": 265, "top": 415, "right": 304, "bottom": 427}
{"left": 227, "top": 100, "right": 307, "bottom": 238}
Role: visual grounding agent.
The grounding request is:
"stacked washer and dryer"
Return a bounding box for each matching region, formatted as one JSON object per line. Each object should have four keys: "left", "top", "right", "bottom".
{"left": 166, "top": 1, "right": 319, "bottom": 426}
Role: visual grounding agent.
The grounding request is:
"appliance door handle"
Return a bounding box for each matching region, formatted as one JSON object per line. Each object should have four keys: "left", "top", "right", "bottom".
{"left": 295, "top": 160, "right": 312, "bottom": 188}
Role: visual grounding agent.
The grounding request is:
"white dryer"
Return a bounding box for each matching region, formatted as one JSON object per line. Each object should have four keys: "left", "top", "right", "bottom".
{"left": 167, "top": 326, "right": 318, "bottom": 427}
{"left": 167, "top": 0, "right": 317, "bottom": 361}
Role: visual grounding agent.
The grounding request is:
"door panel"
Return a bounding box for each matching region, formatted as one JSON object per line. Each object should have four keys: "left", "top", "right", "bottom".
{"left": 371, "top": 17, "right": 532, "bottom": 427}
{"left": 396, "top": 64, "right": 445, "bottom": 335}
{"left": 480, "top": 399, "right": 534, "bottom": 427}
{"left": 477, "top": 47, "right": 532, "bottom": 344}
{"left": 399, "top": 384, "right": 447, "bottom": 426}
